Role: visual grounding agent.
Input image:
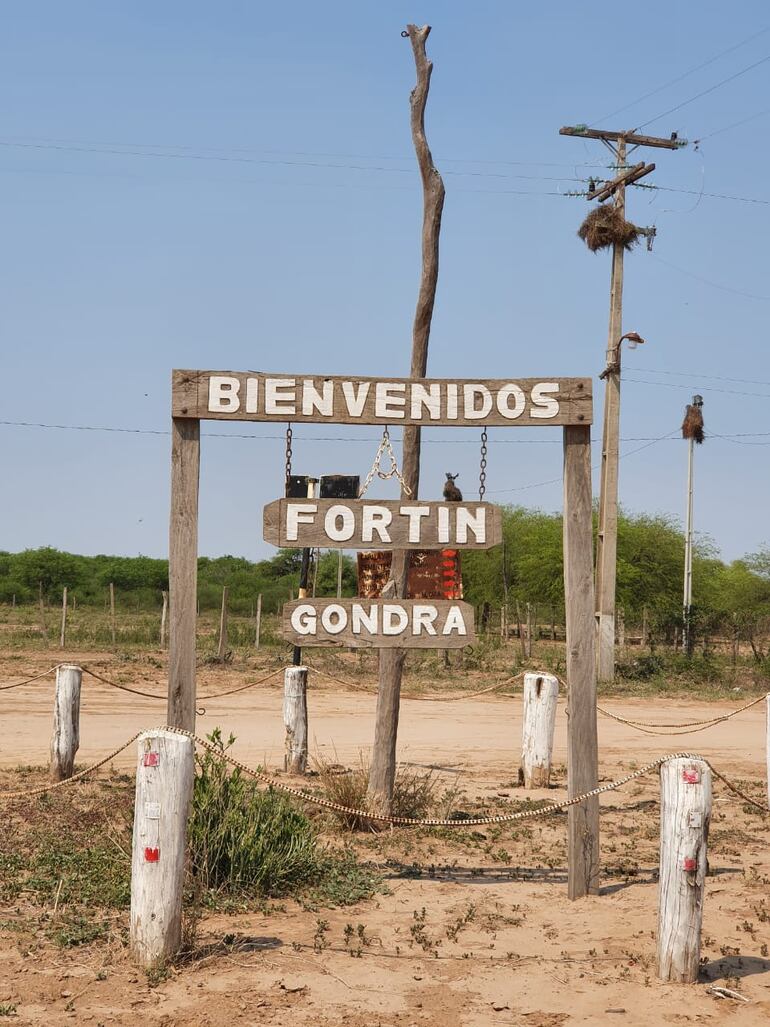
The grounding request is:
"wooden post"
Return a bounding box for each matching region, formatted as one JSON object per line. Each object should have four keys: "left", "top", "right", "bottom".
{"left": 515, "top": 599, "right": 526, "bottom": 658}
{"left": 59, "top": 587, "right": 68, "bottom": 649}
{"left": 519, "top": 672, "right": 559, "bottom": 788}
{"left": 130, "top": 729, "right": 194, "bottom": 968}
{"left": 563, "top": 424, "right": 599, "bottom": 899}
{"left": 217, "top": 586, "right": 229, "bottom": 662}
{"left": 109, "top": 582, "right": 116, "bottom": 646}
{"left": 368, "top": 23, "right": 445, "bottom": 816}
{"left": 168, "top": 416, "right": 200, "bottom": 732}
{"left": 731, "top": 613, "right": 738, "bottom": 669}
{"left": 50, "top": 664, "right": 81, "bottom": 781}
{"left": 766, "top": 694, "right": 770, "bottom": 809}
{"left": 160, "top": 590, "right": 168, "bottom": 649}
{"left": 255, "top": 593, "right": 262, "bottom": 649}
{"left": 525, "top": 602, "right": 533, "bottom": 658}
{"left": 283, "top": 666, "right": 308, "bottom": 774}
{"left": 38, "top": 581, "right": 48, "bottom": 644}
{"left": 657, "top": 757, "right": 712, "bottom": 983}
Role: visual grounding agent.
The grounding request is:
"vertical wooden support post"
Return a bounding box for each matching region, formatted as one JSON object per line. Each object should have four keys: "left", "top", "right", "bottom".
{"left": 217, "top": 586, "right": 229, "bottom": 662}
{"left": 255, "top": 593, "right": 262, "bottom": 649}
{"left": 519, "top": 672, "right": 559, "bottom": 788}
{"left": 109, "top": 582, "right": 116, "bottom": 646}
{"left": 59, "top": 587, "right": 68, "bottom": 649}
{"left": 160, "top": 591, "right": 168, "bottom": 649}
{"left": 525, "top": 603, "right": 533, "bottom": 658}
{"left": 130, "top": 729, "right": 194, "bottom": 968}
{"left": 50, "top": 664, "right": 81, "bottom": 781}
{"left": 766, "top": 694, "right": 770, "bottom": 809}
{"left": 38, "top": 581, "right": 48, "bottom": 644}
{"left": 168, "top": 417, "right": 200, "bottom": 732}
{"left": 283, "top": 666, "right": 308, "bottom": 774}
{"left": 657, "top": 757, "right": 711, "bottom": 983}
{"left": 563, "top": 425, "right": 599, "bottom": 899}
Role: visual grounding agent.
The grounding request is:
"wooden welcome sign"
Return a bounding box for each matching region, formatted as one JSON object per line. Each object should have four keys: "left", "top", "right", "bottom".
{"left": 173, "top": 370, "right": 592, "bottom": 427}
{"left": 263, "top": 499, "right": 501, "bottom": 549}
{"left": 283, "top": 599, "right": 475, "bottom": 648}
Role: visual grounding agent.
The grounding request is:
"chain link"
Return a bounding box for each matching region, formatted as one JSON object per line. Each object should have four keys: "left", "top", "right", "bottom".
{"left": 358, "top": 428, "right": 413, "bottom": 497}
{"left": 479, "top": 427, "right": 488, "bottom": 501}
{"left": 284, "top": 423, "right": 293, "bottom": 494}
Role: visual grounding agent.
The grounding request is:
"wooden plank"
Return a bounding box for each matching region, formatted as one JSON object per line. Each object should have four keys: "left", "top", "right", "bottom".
{"left": 263, "top": 499, "right": 502, "bottom": 550}
{"left": 563, "top": 424, "right": 600, "bottom": 899}
{"left": 167, "top": 417, "right": 200, "bottom": 731}
{"left": 172, "top": 369, "right": 593, "bottom": 427}
{"left": 586, "top": 162, "right": 655, "bottom": 202}
{"left": 282, "top": 598, "right": 475, "bottom": 649}
{"left": 559, "top": 126, "right": 684, "bottom": 150}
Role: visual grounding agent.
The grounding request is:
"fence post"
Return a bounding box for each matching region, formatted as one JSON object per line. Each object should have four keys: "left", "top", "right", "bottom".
{"left": 519, "top": 672, "right": 559, "bottom": 788}
{"left": 38, "top": 581, "right": 48, "bottom": 644}
{"left": 255, "top": 593, "right": 262, "bottom": 650}
{"left": 160, "top": 590, "right": 169, "bottom": 649}
{"left": 283, "top": 666, "right": 308, "bottom": 774}
{"left": 109, "top": 582, "right": 116, "bottom": 646}
{"left": 217, "top": 586, "right": 229, "bottom": 662}
{"left": 130, "top": 729, "right": 194, "bottom": 968}
{"left": 50, "top": 664, "right": 81, "bottom": 781}
{"left": 657, "top": 757, "right": 711, "bottom": 983}
{"left": 59, "top": 587, "right": 68, "bottom": 649}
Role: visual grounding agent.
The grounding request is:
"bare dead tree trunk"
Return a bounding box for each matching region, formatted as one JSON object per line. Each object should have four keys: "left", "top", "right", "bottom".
{"left": 367, "top": 24, "right": 445, "bottom": 815}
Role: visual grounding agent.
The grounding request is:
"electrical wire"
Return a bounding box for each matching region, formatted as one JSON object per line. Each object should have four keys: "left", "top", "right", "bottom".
{"left": 693, "top": 106, "right": 770, "bottom": 144}
{"left": 589, "top": 25, "right": 770, "bottom": 126}
{"left": 648, "top": 253, "right": 770, "bottom": 301}
{"left": 624, "top": 377, "right": 770, "bottom": 400}
{"left": 636, "top": 181, "right": 770, "bottom": 206}
{"left": 635, "top": 51, "right": 770, "bottom": 130}
{"left": 641, "top": 368, "right": 770, "bottom": 388}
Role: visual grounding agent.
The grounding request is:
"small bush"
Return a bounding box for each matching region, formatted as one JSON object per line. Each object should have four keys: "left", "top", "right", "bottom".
{"left": 189, "top": 729, "right": 322, "bottom": 896}
{"left": 315, "top": 753, "right": 440, "bottom": 831}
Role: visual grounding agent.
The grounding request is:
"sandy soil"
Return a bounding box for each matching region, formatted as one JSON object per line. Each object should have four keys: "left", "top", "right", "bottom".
{"left": 0, "top": 652, "right": 768, "bottom": 1026}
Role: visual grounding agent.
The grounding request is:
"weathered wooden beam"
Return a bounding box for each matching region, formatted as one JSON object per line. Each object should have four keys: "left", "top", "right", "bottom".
{"left": 586, "top": 162, "right": 655, "bottom": 202}
{"left": 559, "top": 125, "right": 685, "bottom": 150}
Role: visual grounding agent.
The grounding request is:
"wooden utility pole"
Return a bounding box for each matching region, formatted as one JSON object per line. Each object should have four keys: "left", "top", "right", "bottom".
{"left": 368, "top": 24, "right": 445, "bottom": 815}
{"left": 560, "top": 124, "right": 683, "bottom": 682}
{"left": 683, "top": 394, "right": 703, "bottom": 655}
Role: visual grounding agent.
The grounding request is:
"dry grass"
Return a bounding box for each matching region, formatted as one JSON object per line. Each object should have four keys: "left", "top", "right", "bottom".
{"left": 578, "top": 204, "right": 640, "bottom": 253}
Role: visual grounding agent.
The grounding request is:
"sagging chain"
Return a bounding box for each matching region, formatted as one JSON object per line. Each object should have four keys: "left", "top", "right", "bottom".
{"left": 479, "top": 426, "right": 488, "bottom": 501}
{"left": 284, "top": 423, "right": 293, "bottom": 494}
{"left": 358, "top": 428, "right": 413, "bottom": 497}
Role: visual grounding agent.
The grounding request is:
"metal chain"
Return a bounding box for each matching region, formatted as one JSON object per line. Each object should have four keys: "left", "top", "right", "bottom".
{"left": 358, "top": 428, "right": 413, "bottom": 497}
{"left": 284, "top": 423, "right": 293, "bottom": 493}
{"left": 479, "top": 427, "right": 488, "bottom": 501}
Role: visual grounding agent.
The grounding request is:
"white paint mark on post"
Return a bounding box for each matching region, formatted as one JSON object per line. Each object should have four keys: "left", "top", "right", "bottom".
{"left": 50, "top": 664, "right": 81, "bottom": 781}
{"left": 130, "top": 729, "right": 194, "bottom": 968}
{"left": 519, "top": 672, "right": 559, "bottom": 788}
{"left": 283, "top": 666, "right": 308, "bottom": 775}
{"left": 657, "top": 757, "right": 712, "bottom": 983}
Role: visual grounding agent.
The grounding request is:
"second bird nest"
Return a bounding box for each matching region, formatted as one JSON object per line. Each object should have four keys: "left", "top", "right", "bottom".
{"left": 578, "top": 204, "right": 641, "bottom": 253}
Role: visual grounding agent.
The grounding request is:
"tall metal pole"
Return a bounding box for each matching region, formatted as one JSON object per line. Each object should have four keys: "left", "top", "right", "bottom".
{"left": 594, "top": 138, "right": 626, "bottom": 683}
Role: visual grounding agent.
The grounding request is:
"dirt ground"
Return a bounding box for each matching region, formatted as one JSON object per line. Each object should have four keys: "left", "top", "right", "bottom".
{"left": 0, "top": 651, "right": 769, "bottom": 1026}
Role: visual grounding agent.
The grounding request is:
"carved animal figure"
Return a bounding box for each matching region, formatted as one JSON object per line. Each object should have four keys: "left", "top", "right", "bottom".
{"left": 443, "top": 473, "right": 463, "bottom": 502}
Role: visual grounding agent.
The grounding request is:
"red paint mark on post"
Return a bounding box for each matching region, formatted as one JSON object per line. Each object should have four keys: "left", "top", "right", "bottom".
{"left": 144, "top": 847, "right": 160, "bottom": 862}
{"left": 682, "top": 768, "right": 700, "bottom": 784}
{"left": 143, "top": 752, "right": 160, "bottom": 767}
{"left": 682, "top": 857, "right": 697, "bottom": 871}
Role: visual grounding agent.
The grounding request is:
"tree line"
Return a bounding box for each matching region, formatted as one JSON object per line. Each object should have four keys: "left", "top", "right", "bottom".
{"left": 2, "top": 506, "right": 768, "bottom": 642}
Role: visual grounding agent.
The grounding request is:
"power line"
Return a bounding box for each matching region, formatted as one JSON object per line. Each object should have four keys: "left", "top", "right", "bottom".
{"left": 636, "top": 51, "right": 770, "bottom": 130}
{"left": 693, "top": 106, "right": 770, "bottom": 143}
{"left": 648, "top": 253, "right": 770, "bottom": 301}
{"left": 636, "top": 181, "right": 770, "bottom": 206}
{"left": 624, "top": 377, "right": 770, "bottom": 399}
{"left": 641, "top": 367, "right": 770, "bottom": 387}
{"left": 0, "top": 140, "right": 594, "bottom": 185}
{"left": 589, "top": 25, "right": 770, "bottom": 126}
{"left": 0, "top": 419, "right": 700, "bottom": 445}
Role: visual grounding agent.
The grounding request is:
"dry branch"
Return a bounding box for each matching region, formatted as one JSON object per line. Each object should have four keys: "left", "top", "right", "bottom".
{"left": 368, "top": 24, "right": 446, "bottom": 815}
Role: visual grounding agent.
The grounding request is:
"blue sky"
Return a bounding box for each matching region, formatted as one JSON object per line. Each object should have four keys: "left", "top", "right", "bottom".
{"left": 2, "top": 2, "right": 769, "bottom": 563}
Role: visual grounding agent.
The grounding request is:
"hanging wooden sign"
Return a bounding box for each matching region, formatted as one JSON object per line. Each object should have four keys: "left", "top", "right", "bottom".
{"left": 173, "top": 370, "right": 592, "bottom": 427}
{"left": 282, "top": 599, "right": 475, "bottom": 649}
{"left": 263, "top": 499, "right": 501, "bottom": 550}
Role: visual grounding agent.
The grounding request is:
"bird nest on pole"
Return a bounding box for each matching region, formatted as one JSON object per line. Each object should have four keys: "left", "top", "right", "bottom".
{"left": 578, "top": 204, "right": 641, "bottom": 253}
{"left": 681, "top": 404, "right": 705, "bottom": 444}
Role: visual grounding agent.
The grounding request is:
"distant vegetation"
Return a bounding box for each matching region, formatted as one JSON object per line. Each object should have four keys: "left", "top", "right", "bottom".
{"left": 1, "top": 505, "right": 769, "bottom": 644}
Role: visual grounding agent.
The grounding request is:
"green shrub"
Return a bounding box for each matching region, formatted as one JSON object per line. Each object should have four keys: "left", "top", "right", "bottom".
{"left": 188, "top": 729, "right": 322, "bottom": 896}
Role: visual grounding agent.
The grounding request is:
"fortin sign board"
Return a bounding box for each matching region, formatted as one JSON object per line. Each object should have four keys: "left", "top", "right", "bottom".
{"left": 172, "top": 369, "right": 592, "bottom": 650}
